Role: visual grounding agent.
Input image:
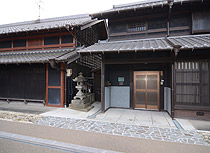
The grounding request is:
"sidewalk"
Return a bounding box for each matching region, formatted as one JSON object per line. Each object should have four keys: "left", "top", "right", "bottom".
{"left": 41, "top": 102, "right": 175, "bottom": 129}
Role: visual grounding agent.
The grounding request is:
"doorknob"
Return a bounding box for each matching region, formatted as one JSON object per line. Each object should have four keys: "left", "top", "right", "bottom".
{"left": 160, "top": 79, "right": 164, "bottom": 85}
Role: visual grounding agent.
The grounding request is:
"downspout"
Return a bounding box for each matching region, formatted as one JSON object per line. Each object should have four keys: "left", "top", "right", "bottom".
{"left": 167, "top": 0, "right": 174, "bottom": 37}
{"left": 171, "top": 45, "right": 181, "bottom": 118}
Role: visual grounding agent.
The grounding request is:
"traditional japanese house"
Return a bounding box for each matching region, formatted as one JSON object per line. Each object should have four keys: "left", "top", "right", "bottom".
{"left": 0, "top": 14, "right": 107, "bottom": 107}
{"left": 79, "top": 0, "right": 210, "bottom": 120}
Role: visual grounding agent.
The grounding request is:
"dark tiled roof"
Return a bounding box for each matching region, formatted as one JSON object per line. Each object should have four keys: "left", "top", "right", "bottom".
{"left": 0, "top": 48, "right": 78, "bottom": 64}
{"left": 91, "top": 0, "right": 202, "bottom": 17}
{"left": 0, "top": 14, "right": 93, "bottom": 35}
{"left": 168, "top": 34, "right": 210, "bottom": 49}
{"left": 78, "top": 34, "right": 210, "bottom": 53}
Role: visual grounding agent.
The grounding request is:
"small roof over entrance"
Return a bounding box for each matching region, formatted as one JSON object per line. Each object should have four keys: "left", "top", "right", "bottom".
{"left": 78, "top": 34, "right": 210, "bottom": 53}
{"left": 0, "top": 48, "right": 79, "bottom": 64}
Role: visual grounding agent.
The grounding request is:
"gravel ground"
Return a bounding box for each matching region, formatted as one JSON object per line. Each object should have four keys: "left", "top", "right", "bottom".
{"left": 199, "top": 132, "right": 210, "bottom": 144}
{"left": 0, "top": 111, "right": 41, "bottom": 123}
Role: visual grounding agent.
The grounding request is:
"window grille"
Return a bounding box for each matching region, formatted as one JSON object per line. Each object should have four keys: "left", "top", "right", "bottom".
{"left": 175, "top": 61, "right": 210, "bottom": 107}
{"left": 127, "top": 22, "right": 147, "bottom": 32}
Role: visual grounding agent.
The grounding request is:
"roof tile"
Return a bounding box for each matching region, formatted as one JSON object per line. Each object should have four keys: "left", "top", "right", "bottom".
{"left": 78, "top": 34, "right": 210, "bottom": 53}
{"left": 0, "top": 48, "right": 77, "bottom": 64}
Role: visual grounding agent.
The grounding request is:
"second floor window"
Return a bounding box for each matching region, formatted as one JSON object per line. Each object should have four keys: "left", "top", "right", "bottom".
{"left": 127, "top": 22, "right": 147, "bottom": 32}
{"left": 13, "top": 39, "right": 26, "bottom": 47}
{"left": 61, "top": 35, "right": 73, "bottom": 44}
{"left": 44, "top": 36, "right": 59, "bottom": 45}
{"left": 0, "top": 40, "right": 12, "bottom": 48}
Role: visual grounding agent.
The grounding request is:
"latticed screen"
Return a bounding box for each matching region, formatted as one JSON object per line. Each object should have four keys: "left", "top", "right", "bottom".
{"left": 175, "top": 61, "right": 210, "bottom": 107}
{"left": 127, "top": 22, "right": 147, "bottom": 32}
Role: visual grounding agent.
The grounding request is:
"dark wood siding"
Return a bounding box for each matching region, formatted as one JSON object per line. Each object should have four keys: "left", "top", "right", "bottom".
{"left": 192, "top": 10, "right": 210, "bottom": 33}
{"left": 107, "top": 3, "right": 194, "bottom": 41}
{"left": 0, "top": 64, "right": 46, "bottom": 100}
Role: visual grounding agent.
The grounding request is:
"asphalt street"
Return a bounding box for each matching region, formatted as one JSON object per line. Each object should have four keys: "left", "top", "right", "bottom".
{"left": 0, "top": 139, "right": 66, "bottom": 153}
{"left": 0, "top": 120, "right": 209, "bottom": 153}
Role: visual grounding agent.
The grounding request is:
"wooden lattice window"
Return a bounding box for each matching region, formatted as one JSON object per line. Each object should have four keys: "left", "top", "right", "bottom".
{"left": 127, "top": 22, "right": 147, "bottom": 32}
{"left": 175, "top": 61, "right": 210, "bottom": 107}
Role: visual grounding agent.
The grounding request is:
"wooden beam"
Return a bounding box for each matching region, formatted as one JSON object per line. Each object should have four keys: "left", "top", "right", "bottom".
{"left": 104, "top": 57, "right": 172, "bottom": 64}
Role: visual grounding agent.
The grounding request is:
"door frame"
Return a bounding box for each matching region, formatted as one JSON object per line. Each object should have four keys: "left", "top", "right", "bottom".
{"left": 133, "top": 71, "right": 160, "bottom": 110}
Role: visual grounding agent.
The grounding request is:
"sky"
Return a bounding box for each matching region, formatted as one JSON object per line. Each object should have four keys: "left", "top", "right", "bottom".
{"left": 0, "top": 0, "right": 143, "bottom": 25}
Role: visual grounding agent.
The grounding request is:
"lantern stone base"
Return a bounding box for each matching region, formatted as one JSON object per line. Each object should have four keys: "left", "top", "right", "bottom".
{"left": 70, "top": 98, "right": 94, "bottom": 112}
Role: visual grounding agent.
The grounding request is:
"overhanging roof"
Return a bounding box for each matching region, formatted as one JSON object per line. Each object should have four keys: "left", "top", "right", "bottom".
{"left": 0, "top": 14, "right": 97, "bottom": 35}
{"left": 91, "top": 0, "right": 203, "bottom": 18}
{"left": 0, "top": 48, "right": 79, "bottom": 64}
{"left": 78, "top": 34, "right": 210, "bottom": 53}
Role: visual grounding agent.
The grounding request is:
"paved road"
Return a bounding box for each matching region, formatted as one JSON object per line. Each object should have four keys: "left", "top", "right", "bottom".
{"left": 0, "top": 139, "right": 65, "bottom": 153}
{"left": 0, "top": 120, "right": 209, "bottom": 153}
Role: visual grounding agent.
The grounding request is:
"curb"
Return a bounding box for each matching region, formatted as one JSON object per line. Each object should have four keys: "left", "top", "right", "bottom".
{"left": 0, "top": 131, "right": 121, "bottom": 153}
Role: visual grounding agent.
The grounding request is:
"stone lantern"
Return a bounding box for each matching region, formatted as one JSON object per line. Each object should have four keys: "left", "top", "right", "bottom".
{"left": 73, "top": 72, "right": 86, "bottom": 100}
{"left": 70, "top": 72, "right": 94, "bottom": 111}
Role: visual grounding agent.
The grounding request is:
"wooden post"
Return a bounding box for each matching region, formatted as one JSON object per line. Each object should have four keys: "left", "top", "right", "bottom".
{"left": 46, "top": 63, "right": 49, "bottom": 105}
{"left": 61, "top": 63, "right": 65, "bottom": 107}
{"left": 171, "top": 50, "right": 176, "bottom": 118}
{"left": 130, "top": 67, "right": 133, "bottom": 109}
{"left": 171, "top": 63, "right": 175, "bottom": 118}
{"left": 101, "top": 54, "right": 105, "bottom": 112}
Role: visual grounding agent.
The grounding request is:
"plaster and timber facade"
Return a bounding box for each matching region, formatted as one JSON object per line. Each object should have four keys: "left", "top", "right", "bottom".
{"left": 79, "top": 0, "right": 210, "bottom": 120}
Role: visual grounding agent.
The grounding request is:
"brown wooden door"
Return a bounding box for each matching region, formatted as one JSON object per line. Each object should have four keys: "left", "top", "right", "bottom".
{"left": 134, "top": 71, "right": 160, "bottom": 109}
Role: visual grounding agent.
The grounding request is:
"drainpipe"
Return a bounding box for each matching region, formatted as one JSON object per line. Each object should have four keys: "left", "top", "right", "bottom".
{"left": 171, "top": 45, "right": 181, "bottom": 118}
{"left": 167, "top": 0, "right": 174, "bottom": 37}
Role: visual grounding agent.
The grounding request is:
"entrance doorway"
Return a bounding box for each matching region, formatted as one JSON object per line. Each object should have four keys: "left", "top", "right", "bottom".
{"left": 134, "top": 71, "right": 160, "bottom": 109}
